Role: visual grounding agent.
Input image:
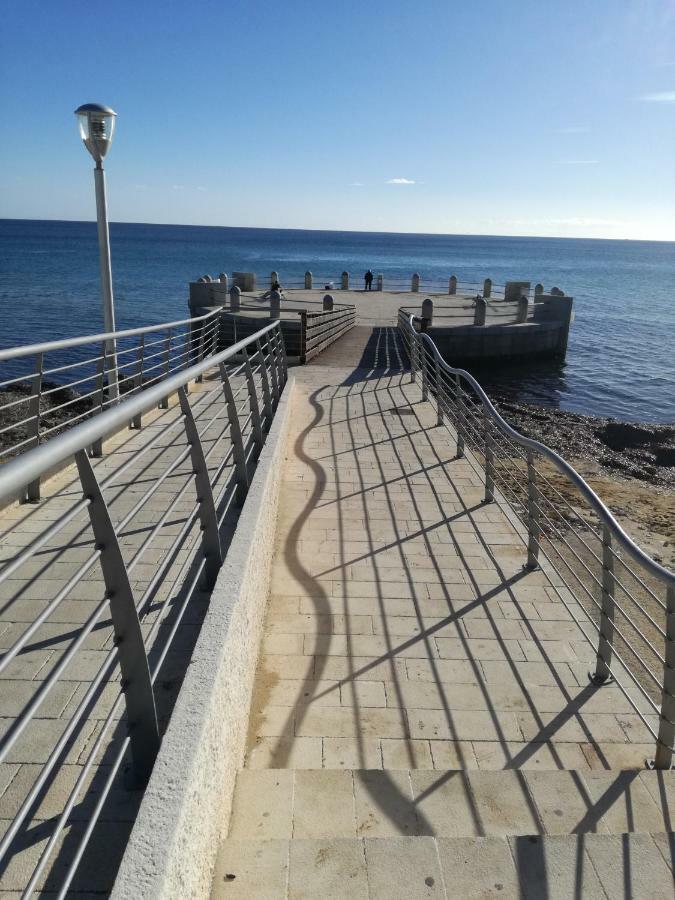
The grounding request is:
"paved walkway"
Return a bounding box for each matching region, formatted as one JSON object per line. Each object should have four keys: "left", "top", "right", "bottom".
{"left": 212, "top": 330, "right": 674, "bottom": 898}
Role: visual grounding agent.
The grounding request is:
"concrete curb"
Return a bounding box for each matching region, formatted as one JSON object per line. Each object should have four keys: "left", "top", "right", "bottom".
{"left": 111, "top": 375, "right": 296, "bottom": 900}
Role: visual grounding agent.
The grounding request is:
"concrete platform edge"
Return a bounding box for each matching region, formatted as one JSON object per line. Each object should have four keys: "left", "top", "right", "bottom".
{"left": 111, "top": 375, "right": 296, "bottom": 900}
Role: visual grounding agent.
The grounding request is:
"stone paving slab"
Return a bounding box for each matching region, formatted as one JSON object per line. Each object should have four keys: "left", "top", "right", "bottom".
{"left": 211, "top": 833, "right": 675, "bottom": 899}
{"left": 245, "top": 367, "right": 660, "bottom": 773}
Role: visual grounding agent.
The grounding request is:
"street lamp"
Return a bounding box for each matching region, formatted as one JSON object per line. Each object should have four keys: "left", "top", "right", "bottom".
{"left": 74, "top": 103, "right": 119, "bottom": 402}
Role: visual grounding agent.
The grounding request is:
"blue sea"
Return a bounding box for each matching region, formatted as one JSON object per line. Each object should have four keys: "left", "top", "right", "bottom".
{"left": 0, "top": 219, "right": 673, "bottom": 423}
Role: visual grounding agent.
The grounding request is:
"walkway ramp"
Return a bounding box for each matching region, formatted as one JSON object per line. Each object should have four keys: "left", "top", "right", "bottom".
{"left": 211, "top": 351, "right": 674, "bottom": 897}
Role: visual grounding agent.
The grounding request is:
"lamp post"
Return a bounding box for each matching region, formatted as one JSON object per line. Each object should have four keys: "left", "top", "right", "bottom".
{"left": 74, "top": 103, "right": 119, "bottom": 402}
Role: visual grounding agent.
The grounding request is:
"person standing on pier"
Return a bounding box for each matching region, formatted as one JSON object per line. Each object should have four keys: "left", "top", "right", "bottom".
{"left": 364, "top": 269, "right": 374, "bottom": 291}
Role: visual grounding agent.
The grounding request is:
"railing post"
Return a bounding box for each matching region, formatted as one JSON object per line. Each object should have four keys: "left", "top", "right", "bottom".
{"left": 255, "top": 337, "right": 273, "bottom": 424}
{"left": 525, "top": 451, "right": 540, "bottom": 570}
{"left": 654, "top": 584, "right": 675, "bottom": 769}
{"left": 270, "top": 270, "right": 278, "bottom": 288}
{"left": 178, "top": 387, "right": 223, "bottom": 587}
{"left": 449, "top": 275, "right": 457, "bottom": 295}
{"left": 305, "top": 270, "right": 313, "bottom": 289}
{"left": 270, "top": 325, "right": 286, "bottom": 389}
{"left": 434, "top": 355, "right": 444, "bottom": 426}
{"left": 230, "top": 285, "right": 241, "bottom": 312}
{"left": 421, "top": 297, "right": 434, "bottom": 329}
{"left": 195, "top": 320, "right": 206, "bottom": 384}
{"left": 243, "top": 351, "right": 264, "bottom": 454}
{"left": 377, "top": 273, "right": 383, "bottom": 291}
{"left": 26, "top": 351, "right": 44, "bottom": 502}
{"left": 419, "top": 335, "right": 429, "bottom": 401}
{"left": 454, "top": 374, "right": 465, "bottom": 458}
{"left": 323, "top": 293, "right": 334, "bottom": 311}
{"left": 412, "top": 273, "right": 420, "bottom": 293}
{"left": 409, "top": 325, "right": 417, "bottom": 383}
{"left": 484, "top": 412, "right": 494, "bottom": 503}
{"left": 341, "top": 271, "right": 349, "bottom": 290}
{"left": 75, "top": 449, "right": 160, "bottom": 785}
{"left": 90, "top": 343, "right": 106, "bottom": 458}
{"left": 266, "top": 331, "right": 280, "bottom": 405}
{"left": 483, "top": 278, "right": 492, "bottom": 298}
{"left": 131, "top": 336, "right": 144, "bottom": 429}
{"left": 590, "top": 525, "right": 617, "bottom": 684}
{"left": 219, "top": 363, "right": 250, "bottom": 506}
{"left": 300, "top": 310, "right": 308, "bottom": 365}
{"left": 158, "top": 328, "right": 172, "bottom": 409}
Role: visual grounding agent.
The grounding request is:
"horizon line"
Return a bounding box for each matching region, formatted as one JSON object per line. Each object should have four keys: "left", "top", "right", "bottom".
{"left": 2, "top": 215, "right": 675, "bottom": 245}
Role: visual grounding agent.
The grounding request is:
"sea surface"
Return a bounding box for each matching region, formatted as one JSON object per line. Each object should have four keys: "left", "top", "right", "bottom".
{"left": 0, "top": 219, "right": 674, "bottom": 423}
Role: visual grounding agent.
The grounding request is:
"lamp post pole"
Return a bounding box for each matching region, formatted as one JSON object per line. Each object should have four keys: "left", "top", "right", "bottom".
{"left": 75, "top": 103, "right": 119, "bottom": 403}
{"left": 93, "top": 161, "right": 118, "bottom": 400}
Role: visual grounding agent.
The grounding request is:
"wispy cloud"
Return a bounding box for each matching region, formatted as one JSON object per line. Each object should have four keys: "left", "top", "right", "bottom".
{"left": 350, "top": 181, "right": 364, "bottom": 187}
{"left": 640, "top": 90, "right": 675, "bottom": 103}
{"left": 555, "top": 159, "right": 599, "bottom": 165}
{"left": 386, "top": 177, "right": 415, "bottom": 184}
{"left": 556, "top": 126, "right": 589, "bottom": 134}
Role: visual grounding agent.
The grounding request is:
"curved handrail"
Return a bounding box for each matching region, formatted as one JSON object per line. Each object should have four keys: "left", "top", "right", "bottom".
{"left": 404, "top": 313, "right": 675, "bottom": 588}
{"left": 0, "top": 309, "right": 221, "bottom": 362}
{"left": 0, "top": 321, "right": 280, "bottom": 505}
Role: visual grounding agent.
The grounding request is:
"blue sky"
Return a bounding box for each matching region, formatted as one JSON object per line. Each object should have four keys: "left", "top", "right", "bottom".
{"left": 2, "top": 0, "right": 675, "bottom": 239}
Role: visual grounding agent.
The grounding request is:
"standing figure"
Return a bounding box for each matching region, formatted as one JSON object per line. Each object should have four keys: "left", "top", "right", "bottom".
{"left": 364, "top": 269, "right": 374, "bottom": 291}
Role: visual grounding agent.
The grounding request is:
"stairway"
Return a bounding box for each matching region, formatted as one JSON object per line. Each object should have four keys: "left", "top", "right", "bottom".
{"left": 212, "top": 767, "right": 673, "bottom": 898}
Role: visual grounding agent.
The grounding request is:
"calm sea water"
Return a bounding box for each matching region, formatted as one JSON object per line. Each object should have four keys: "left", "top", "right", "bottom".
{"left": 0, "top": 219, "right": 674, "bottom": 423}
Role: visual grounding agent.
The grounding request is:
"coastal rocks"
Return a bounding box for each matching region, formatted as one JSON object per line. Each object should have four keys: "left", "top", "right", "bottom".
{"left": 488, "top": 394, "right": 675, "bottom": 489}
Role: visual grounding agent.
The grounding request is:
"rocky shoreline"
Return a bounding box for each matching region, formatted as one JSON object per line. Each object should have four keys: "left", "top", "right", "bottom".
{"left": 488, "top": 391, "right": 675, "bottom": 489}
{"left": 485, "top": 390, "right": 675, "bottom": 570}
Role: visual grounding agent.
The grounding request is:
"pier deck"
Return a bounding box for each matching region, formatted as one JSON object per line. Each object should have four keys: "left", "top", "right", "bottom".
{"left": 211, "top": 328, "right": 673, "bottom": 898}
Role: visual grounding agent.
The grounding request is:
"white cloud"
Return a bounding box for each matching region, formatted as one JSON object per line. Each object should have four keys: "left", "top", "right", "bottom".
{"left": 350, "top": 182, "right": 364, "bottom": 187}
{"left": 640, "top": 91, "right": 675, "bottom": 103}
{"left": 386, "top": 177, "right": 415, "bottom": 184}
{"left": 554, "top": 159, "right": 599, "bottom": 165}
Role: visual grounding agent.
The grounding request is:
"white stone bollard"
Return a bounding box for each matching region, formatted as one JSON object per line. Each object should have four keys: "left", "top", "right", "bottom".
{"left": 412, "top": 273, "right": 420, "bottom": 293}
{"left": 270, "top": 289, "right": 281, "bottom": 319}
{"left": 449, "top": 275, "right": 457, "bottom": 295}
{"left": 377, "top": 274, "right": 383, "bottom": 291}
{"left": 517, "top": 295, "right": 529, "bottom": 323}
{"left": 474, "top": 296, "right": 487, "bottom": 326}
{"left": 341, "top": 271, "right": 349, "bottom": 290}
{"left": 534, "top": 283, "right": 544, "bottom": 296}
{"left": 218, "top": 273, "right": 228, "bottom": 289}
{"left": 483, "top": 278, "right": 492, "bottom": 298}
{"left": 323, "top": 294, "right": 334, "bottom": 311}
{"left": 229, "top": 285, "right": 241, "bottom": 312}
{"left": 422, "top": 297, "right": 434, "bottom": 327}
{"left": 270, "top": 271, "right": 279, "bottom": 287}
{"left": 305, "top": 271, "right": 313, "bottom": 289}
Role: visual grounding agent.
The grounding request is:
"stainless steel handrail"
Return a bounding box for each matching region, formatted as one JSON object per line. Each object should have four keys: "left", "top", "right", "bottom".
{"left": 0, "top": 319, "right": 288, "bottom": 896}
{"left": 399, "top": 310, "right": 675, "bottom": 770}
{"left": 0, "top": 309, "right": 220, "bottom": 362}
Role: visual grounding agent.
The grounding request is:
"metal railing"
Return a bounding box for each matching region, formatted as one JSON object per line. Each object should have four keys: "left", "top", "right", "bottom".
{"left": 0, "top": 310, "right": 222, "bottom": 497}
{"left": 300, "top": 306, "right": 357, "bottom": 362}
{"left": 0, "top": 321, "right": 288, "bottom": 896}
{"left": 399, "top": 310, "right": 675, "bottom": 770}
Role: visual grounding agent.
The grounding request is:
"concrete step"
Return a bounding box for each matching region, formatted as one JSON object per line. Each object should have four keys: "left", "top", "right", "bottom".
{"left": 212, "top": 833, "right": 675, "bottom": 898}
{"left": 226, "top": 768, "right": 674, "bottom": 843}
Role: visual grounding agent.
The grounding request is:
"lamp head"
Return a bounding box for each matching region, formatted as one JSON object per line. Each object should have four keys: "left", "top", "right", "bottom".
{"left": 74, "top": 103, "right": 117, "bottom": 164}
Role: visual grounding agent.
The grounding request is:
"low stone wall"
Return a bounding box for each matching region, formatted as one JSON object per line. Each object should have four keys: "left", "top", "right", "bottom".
{"left": 111, "top": 376, "right": 296, "bottom": 900}
{"left": 428, "top": 320, "right": 569, "bottom": 363}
